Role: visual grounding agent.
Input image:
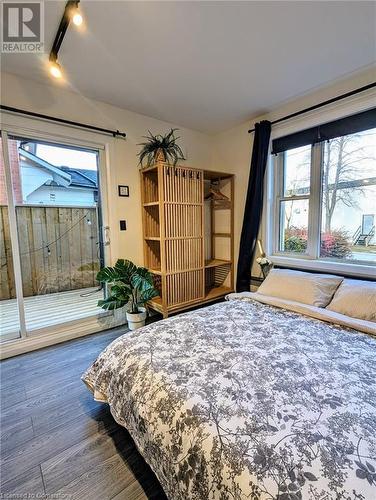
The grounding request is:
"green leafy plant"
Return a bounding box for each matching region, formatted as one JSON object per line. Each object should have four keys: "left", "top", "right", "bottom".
{"left": 96, "top": 259, "right": 158, "bottom": 313}
{"left": 138, "top": 128, "right": 186, "bottom": 167}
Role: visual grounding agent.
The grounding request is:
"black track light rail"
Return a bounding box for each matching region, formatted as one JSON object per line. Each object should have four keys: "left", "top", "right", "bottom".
{"left": 0, "top": 105, "right": 126, "bottom": 139}
{"left": 50, "top": 0, "right": 79, "bottom": 62}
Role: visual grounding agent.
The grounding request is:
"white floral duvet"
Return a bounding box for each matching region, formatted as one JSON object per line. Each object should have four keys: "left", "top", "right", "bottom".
{"left": 82, "top": 297, "right": 376, "bottom": 500}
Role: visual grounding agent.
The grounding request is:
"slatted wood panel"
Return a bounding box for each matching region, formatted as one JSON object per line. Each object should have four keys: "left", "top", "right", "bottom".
{"left": 164, "top": 205, "right": 202, "bottom": 238}
{"left": 165, "top": 239, "right": 202, "bottom": 272}
{"left": 162, "top": 165, "right": 204, "bottom": 307}
{"left": 166, "top": 270, "right": 204, "bottom": 306}
{"left": 163, "top": 166, "right": 202, "bottom": 203}
{"left": 0, "top": 206, "right": 99, "bottom": 300}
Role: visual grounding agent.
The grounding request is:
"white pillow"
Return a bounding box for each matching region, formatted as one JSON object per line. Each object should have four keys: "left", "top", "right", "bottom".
{"left": 326, "top": 279, "right": 376, "bottom": 322}
{"left": 257, "top": 268, "right": 343, "bottom": 308}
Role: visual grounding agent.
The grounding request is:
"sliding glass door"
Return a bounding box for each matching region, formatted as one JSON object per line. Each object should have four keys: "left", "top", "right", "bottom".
{"left": 0, "top": 135, "right": 21, "bottom": 340}
{"left": 1, "top": 131, "right": 107, "bottom": 342}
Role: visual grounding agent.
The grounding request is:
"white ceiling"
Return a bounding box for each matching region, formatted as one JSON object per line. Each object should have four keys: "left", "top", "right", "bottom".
{"left": 2, "top": 1, "right": 376, "bottom": 133}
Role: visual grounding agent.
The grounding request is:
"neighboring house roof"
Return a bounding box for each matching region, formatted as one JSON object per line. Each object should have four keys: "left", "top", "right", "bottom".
{"left": 60, "top": 167, "right": 98, "bottom": 189}
{"left": 19, "top": 148, "right": 98, "bottom": 190}
{"left": 19, "top": 148, "right": 71, "bottom": 182}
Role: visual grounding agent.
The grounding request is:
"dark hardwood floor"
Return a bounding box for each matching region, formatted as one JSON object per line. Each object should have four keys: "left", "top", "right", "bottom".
{"left": 0, "top": 327, "right": 167, "bottom": 500}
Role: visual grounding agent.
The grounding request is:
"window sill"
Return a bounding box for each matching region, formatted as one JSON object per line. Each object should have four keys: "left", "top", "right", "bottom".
{"left": 270, "top": 255, "right": 375, "bottom": 279}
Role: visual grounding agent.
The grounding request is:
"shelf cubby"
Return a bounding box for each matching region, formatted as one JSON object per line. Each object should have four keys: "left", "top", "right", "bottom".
{"left": 144, "top": 204, "right": 160, "bottom": 238}
{"left": 144, "top": 239, "right": 161, "bottom": 272}
{"left": 143, "top": 168, "right": 159, "bottom": 203}
{"left": 205, "top": 262, "right": 232, "bottom": 293}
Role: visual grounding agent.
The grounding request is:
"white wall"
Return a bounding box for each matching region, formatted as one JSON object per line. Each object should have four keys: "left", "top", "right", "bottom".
{"left": 1, "top": 72, "right": 215, "bottom": 266}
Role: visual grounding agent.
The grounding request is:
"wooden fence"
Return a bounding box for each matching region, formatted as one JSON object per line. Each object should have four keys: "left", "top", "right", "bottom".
{"left": 0, "top": 206, "right": 100, "bottom": 300}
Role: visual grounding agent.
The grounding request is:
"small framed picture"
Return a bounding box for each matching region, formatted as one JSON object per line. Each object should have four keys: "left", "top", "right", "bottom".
{"left": 118, "top": 185, "right": 129, "bottom": 197}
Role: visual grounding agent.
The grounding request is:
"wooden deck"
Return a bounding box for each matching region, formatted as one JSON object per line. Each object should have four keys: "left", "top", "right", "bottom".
{"left": 0, "top": 287, "right": 103, "bottom": 339}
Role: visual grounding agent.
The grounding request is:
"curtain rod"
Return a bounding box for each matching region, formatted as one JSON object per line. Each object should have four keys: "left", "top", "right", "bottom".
{"left": 0, "top": 105, "right": 126, "bottom": 138}
{"left": 248, "top": 82, "right": 376, "bottom": 133}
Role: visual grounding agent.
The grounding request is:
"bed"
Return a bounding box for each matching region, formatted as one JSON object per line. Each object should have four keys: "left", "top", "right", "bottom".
{"left": 82, "top": 272, "right": 376, "bottom": 500}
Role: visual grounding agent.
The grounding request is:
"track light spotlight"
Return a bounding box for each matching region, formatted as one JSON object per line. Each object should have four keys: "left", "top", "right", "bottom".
{"left": 49, "top": 60, "right": 62, "bottom": 79}
{"left": 72, "top": 7, "right": 83, "bottom": 26}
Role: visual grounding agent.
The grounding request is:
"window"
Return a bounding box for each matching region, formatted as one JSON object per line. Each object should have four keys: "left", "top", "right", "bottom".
{"left": 278, "top": 145, "right": 311, "bottom": 254}
{"left": 320, "top": 130, "right": 375, "bottom": 262}
{"left": 271, "top": 109, "right": 376, "bottom": 270}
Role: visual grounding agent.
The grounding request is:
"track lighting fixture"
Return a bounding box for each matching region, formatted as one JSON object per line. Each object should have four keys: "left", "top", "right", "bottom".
{"left": 49, "top": 59, "right": 63, "bottom": 79}
{"left": 72, "top": 7, "right": 83, "bottom": 26}
{"left": 48, "top": 1, "right": 82, "bottom": 80}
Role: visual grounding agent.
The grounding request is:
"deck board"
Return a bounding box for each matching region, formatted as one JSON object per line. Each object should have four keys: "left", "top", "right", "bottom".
{"left": 0, "top": 287, "right": 103, "bottom": 338}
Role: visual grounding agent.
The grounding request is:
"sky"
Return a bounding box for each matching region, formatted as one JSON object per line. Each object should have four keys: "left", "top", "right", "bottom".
{"left": 36, "top": 144, "right": 98, "bottom": 171}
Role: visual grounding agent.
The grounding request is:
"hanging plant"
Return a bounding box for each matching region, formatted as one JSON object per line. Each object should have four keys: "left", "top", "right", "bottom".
{"left": 137, "top": 128, "right": 186, "bottom": 167}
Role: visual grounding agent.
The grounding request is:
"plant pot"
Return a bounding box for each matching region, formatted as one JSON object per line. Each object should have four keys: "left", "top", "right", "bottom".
{"left": 126, "top": 307, "right": 147, "bottom": 331}
{"left": 113, "top": 306, "right": 127, "bottom": 324}
{"left": 154, "top": 148, "right": 166, "bottom": 163}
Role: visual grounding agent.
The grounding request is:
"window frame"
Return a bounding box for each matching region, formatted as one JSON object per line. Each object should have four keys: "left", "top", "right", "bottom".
{"left": 273, "top": 144, "right": 323, "bottom": 259}
{"left": 266, "top": 130, "right": 375, "bottom": 279}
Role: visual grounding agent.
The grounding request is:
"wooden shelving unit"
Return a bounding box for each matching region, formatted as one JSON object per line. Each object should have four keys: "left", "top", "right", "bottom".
{"left": 141, "top": 162, "right": 234, "bottom": 317}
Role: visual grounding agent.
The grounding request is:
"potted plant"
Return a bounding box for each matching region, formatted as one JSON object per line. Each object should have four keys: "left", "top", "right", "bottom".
{"left": 138, "top": 128, "right": 186, "bottom": 167}
{"left": 96, "top": 259, "right": 158, "bottom": 330}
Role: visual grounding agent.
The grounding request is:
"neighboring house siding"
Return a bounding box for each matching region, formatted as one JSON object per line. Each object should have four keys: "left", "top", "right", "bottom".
{"left": 26, "top": 185, "right": 96, "bottom": 206}
{"left": 331, "top": 185, "right": 376, "bottom": 244}
{"left": 20, "top": 162, "right": 53, "bottom": 200}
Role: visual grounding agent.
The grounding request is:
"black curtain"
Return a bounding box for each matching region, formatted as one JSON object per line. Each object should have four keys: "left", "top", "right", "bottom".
{"left": 236, "top": 120, "right": 271, "bottom": 292}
